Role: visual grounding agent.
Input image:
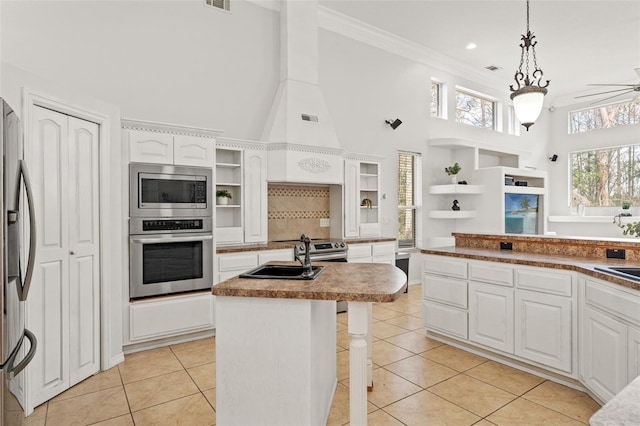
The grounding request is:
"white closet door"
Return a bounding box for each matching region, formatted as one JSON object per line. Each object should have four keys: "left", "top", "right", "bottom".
{"left": 67, "top": 116, "right": 100, "bottom": 386}
{"left": 27, "top": 107, "right": 101, "bottom": 407}
{"left": 28, "top": 106, "right": 71, "bottom": 406}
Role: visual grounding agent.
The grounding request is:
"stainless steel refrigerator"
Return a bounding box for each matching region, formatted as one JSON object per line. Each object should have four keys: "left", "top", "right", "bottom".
{"left": 1, "top": 99, "right": 37, "bottom": 425}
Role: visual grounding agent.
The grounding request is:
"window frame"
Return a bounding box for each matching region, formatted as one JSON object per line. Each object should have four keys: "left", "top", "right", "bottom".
{"left": 568, "top": 98, "right": 640, "bottom": 134}
{"left": 454, "top": 87, "right": 497, "bottom": 130}
{"left": 397, "top": 151, "right": 422, "bottom": 249}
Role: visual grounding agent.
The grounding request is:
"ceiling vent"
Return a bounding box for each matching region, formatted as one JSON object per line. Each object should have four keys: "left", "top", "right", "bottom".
{"left": 205, "top": 0, "right": 229, "bottom": 12}
{"left": 485, "top": 65, "right": 502, "bottom": 72}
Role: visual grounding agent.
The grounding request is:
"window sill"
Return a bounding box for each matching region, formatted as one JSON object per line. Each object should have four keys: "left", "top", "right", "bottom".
{"left": 548, "top": 215, "right": 636, "bottom": 224}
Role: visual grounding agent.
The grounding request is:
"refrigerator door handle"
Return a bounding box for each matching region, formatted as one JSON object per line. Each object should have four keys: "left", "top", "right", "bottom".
{"left": 4, "top": 329, "right": 37, "bottom": 379}
{"left": 16, "top": 159, "right": 36, "bottom": 302}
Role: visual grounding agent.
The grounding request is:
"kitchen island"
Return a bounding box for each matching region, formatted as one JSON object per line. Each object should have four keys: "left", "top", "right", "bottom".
{"left": 212, "top": 262, "right": 406, "bottom": 426}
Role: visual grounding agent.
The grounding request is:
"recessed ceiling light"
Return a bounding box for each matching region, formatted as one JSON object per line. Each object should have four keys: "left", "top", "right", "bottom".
{"left": 466, "top": 43, "right": 477, "bottom": 50}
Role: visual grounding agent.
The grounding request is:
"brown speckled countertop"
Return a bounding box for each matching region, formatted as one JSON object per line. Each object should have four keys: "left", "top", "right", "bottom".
{"left": 345, "top": 237, "right": 397, "bottom": 244}
{"left": 421, "top": 246, "right": 640, "bottom": 291}
{"left": 212, "top": 261, "right": 407, "bottom": 302}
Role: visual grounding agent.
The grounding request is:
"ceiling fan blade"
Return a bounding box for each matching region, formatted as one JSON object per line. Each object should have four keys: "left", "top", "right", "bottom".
{"left": 635, "top": 68, "right": 640, "bottom": 78}
{"left": 575, "top": 88, "right": 636, "bottom": 99}
{"left": 587, "top": 84, "right": 636, "bottom": 87}
{"left": 588, "top": 90, "right": 634, "bottom": 105}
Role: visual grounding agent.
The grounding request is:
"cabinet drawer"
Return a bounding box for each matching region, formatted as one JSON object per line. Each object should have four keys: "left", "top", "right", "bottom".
{"left": 372, "top": 243, "right": 395, "bottom": 257}
{"left": 219, "top": 253, "right": 258, "bottom": 272}
{"left": 130, "top": 294, "right": 214, "bottom": 341}
{"left": 423, "top": 274, "right": 468, "bottom": 309}
{"left": 348, "top": 244, "right": 372, "bottom": 259}
{"left": 515, "top": 267, "right": 573, "bottom": 296}
{"left": 469, "top": 261, "right": 513, "bottom": 286}
{"left": 585, "top": 278, "right": 640, "bottom": 328}
{"left": 423, "top": 255, "right": 467, "bottom": 279}
{"left": 258, "top": 249, "right": 293, "bottom": 264}
{"left": 423, "top": 300, "right": 467, "bottom": 339}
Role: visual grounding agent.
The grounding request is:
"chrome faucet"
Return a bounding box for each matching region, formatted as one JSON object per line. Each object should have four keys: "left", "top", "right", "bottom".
{"left": 297, "top": 234, "right": 313, "bottom": 277}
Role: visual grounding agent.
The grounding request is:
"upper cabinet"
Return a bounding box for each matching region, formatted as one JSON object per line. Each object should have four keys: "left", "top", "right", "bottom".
{"left": 123, "top": 119, "right": 220, "bottom": 167}
{"left": 344, "top": 156, "right": 382, "bottom": 237}
{"left": 215, "top": 138, "right": 268, "bottom": 245}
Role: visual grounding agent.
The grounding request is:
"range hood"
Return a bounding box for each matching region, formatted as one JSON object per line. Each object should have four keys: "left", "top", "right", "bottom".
{"left": 261, "top": 0, "right": 344, "bottom": 185}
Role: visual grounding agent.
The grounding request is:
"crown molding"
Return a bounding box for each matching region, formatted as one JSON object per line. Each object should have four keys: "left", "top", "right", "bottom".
{"left": 122, "top": 118, "right": 222, "bottom": 138}
{"left": 216, "top": 136, "right": 267, "bottom": 150}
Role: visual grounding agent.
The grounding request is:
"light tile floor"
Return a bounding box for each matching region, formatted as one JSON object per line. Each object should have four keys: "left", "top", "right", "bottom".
{"left": 24, "top": 285, "right": 600, "bottom": 425}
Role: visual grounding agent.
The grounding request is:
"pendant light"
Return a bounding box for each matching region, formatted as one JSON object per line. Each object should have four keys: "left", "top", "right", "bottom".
{"left": 510, "top": 0, "right": 550, "bottom": 131}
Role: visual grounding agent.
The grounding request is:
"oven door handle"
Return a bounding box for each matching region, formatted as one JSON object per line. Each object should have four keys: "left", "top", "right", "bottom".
{"left": 309, "top": 252, "right": 348, "bottom": 261}
{"left": 131, "top": 234, "right": 213, "bottom": 244}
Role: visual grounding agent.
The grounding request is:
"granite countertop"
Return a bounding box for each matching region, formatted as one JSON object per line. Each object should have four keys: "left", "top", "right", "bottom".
{"left": 421, "top": 246, "right": 640, "bottom": 291}
{"left": 344, "top": 237, "right": 397, "bottom": 244}
{"left": 589, "top": 375, "right": 640, "bottom": 425}
{"left": 212, "top": 261, "right": 407, "bottom": 302}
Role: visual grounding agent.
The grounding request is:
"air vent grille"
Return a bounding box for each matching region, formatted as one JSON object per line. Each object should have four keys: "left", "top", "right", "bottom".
{"left": 485, "top": 65, "right": 502, "bottom": 72}
{"left": 205, "top": 0, "right": 229, "bottom": 11}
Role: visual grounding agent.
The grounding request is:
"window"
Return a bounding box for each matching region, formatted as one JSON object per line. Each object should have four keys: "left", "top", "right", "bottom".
{"left": 398, "top": 151, "right": 421, "bottom": 248}
{"left": 205, "top": 0, "right": 229, "bottom": 11}
{"left": 569, "top": 99, "right": 640, "bottom": 134}
{"left": 431, "top": 81, "right": 441, "bottom": 117}
{"left": 455, "top": 89, "right": 495, "bottom": 129}
{"left": 571, "top": 144, "right": 640, "bottom": 207}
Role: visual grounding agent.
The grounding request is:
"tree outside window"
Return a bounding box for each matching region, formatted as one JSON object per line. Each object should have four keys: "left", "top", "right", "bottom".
{"left": 455, "top": 89, "right": 495, "bottom": 129}
{"left": 569, "top": 99, "right": 640, "bottom": 134}
{"left": 571, "top": 144, "right": 640, "bottom": 207}
{"left": 398, "top": 152, "right": 420, "bottom": 248}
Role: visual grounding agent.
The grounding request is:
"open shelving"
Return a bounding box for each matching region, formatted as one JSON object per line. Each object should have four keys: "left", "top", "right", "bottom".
{"left": 216, "top": 148, "right": 243, "bottom": 243}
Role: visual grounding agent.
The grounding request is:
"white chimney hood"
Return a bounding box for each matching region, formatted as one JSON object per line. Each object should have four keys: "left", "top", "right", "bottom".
{"left": 261, "top": 0, "right": 344, "bottom": 184}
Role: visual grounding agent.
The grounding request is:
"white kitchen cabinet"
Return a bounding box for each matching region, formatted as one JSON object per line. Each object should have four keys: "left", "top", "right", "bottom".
{"left": 26, "top": 107, "right": 100, "bottom": 406}
{"left": 343, "top": 157, "right": 382, "bottom": 238}
{"left": 468, "top": 281, "right": 514, "bottom": 353}
{"left": 129, "top": 293, "right": 215, "bottom": 342}
{"left": 515, "top": 290, "right": 572, "bottom": 372}
{"left": 581, "top": 305, "right": 628, "bottom": 401}
{"left": 422, "top": 300, "right": 467, "bottom": 339}
{"left": 628, "top": 326, "right": 640, "bottom": 382}
{"left": 347, "top": 242, "right": 395, "bottom": 265}
{"left": 580, "top": 276, "right": 640, "bottom": 401}
{"left": 216, "top": 140, "right": 268, "bottom": 245}
{"left": 215, "top": 249, "right": 294, "bottom": 284}
{"left": 124, "top": 120, "right": 217, "bottom": 167}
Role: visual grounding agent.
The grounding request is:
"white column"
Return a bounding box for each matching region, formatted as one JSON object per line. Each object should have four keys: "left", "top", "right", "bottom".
{"left": 348, "top": 301, "right": 369, "bottom": 426}
{"left": 367, "top": 302, "right": 373, "bottom": 390}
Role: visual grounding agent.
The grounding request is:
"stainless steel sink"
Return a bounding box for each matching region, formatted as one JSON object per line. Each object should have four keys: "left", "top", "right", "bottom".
{"left": 239, "top": 264, "right": 325, "bottom": 280}
{"left": 594, "top": 266, "right": 640, "bottom": 281}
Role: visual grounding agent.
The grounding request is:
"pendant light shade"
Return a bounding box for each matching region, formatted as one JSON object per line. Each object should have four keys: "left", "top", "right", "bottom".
{"left": 509, "top": 0, "right": 550, "bottom": 131}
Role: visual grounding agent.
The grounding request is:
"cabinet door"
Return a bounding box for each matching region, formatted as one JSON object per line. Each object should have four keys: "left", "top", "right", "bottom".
{"left": 244, "top": 149, "right": 267, "bottom": 243}
{"left": 581, "top": 306, "right": 627, "bottom": 402}
{"left": 515, "top": 290, "right": 572, "bottom": 373}
{"left": 128, "top": 130, "right": 173, "bottom": 164}
{"left": 344, "top": 160, "right": 360, "bottom": 237}
{"left": 67, "top": 117, "right": 101, "bottom": 387}
{"left": 469, "top": 282, "right": 514, "bottom": 353}
{"left": 629, "top": 326, "right": 640, "bottom": 382}
{"left": 174, "top": 135, "right": 214, "bottom": 167}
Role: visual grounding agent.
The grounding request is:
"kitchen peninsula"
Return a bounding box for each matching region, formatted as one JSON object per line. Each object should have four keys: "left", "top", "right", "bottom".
{"left": 421, "top": 232, "right": 640, "bottom": 411}
{"left": 212, "top": 262, "right": 406, "bottom": 426}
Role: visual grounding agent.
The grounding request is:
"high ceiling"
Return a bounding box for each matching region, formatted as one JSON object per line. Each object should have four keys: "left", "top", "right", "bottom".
{"left": 320, "top": 0, "right": 640, "bottom": 106}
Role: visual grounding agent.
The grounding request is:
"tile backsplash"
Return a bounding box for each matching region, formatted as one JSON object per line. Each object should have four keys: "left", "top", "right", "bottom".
{"left": 268, "top": 184, "right": 330, "bottom": 241}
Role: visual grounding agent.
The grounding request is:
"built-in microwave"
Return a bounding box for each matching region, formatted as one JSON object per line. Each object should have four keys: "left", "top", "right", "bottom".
{"left": 130, "top": 163, "right": 212, "bottom": 217}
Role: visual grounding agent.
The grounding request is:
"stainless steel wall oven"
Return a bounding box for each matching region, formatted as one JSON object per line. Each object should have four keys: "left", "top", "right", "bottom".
{"left": 129, "top": 218, "right": 213, "bottom": 299}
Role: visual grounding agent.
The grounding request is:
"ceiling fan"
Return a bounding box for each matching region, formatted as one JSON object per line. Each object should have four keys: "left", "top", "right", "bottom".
{"left": 575, "top": 68, "right": 640, "bottom": 105}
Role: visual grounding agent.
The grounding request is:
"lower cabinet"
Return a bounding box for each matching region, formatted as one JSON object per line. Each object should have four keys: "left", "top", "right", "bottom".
{"left": 580, "top": 277, "right": 640, "bottom": 402}
{"left": 347, "top": 242, "right": 395, "bottom": 264}
{"left": 129, "top": 293, "right": 215, "bottom": 342}
{"left": 468, "top": 281, "right": 514, "bottom": 353}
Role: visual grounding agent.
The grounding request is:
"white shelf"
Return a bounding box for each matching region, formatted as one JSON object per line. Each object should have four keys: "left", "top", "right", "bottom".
{"left": 216, "top": 204, "right": 241, "bottom": 208}
{"left": 360, "top": 173, "right": 378, "bottom": 178}
{"left": 217, "top": 182, "right": 241, "bottom": 187}
{"left": 429, "top": 184, "right": 484, "bottom": 195}
{"left": 429, "top": 210, "right": 476, "bottom": 219}
{"left": 503, "top": 186, "right": 545, "bottom": 195}
{"left": 216, "top": 162, "right": 241, "bottom": 168}
{"left": 361, "top": 188, "right": 378, "bottom": 192}
{"left": 549, "top": 215, "right": 635, "bottom": 223}
{"left": 360, "top": 206, "right": 378, "bottom": 209}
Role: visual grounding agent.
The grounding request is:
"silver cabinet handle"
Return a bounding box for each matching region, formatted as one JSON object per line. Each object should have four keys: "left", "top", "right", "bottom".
{"left": 131, "top": 234, "right": 213, "bottom": 244}
{"left": 4, "top": 329, "right": 37, "bottom": 379}
{"left": 17, "top": 160, "right": 36, "bottom": 302}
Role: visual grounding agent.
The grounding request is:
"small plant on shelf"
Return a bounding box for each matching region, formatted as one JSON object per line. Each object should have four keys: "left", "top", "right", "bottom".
{"left": 613, "top": 214, "right": 640, "bottom": 237}
{"left": 216, "top": 189, "right": 232, "bottom": 205}
{"left": 444, "top": 162, "right": 461, "bottom": 176}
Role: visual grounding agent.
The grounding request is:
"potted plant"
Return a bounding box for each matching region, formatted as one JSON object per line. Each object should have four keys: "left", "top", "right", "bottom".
{"left": 216, "top": 189, "right": 232, "bottom": 205}
{"left": 445, "top": 162, "right": 461, "bottom": 184}
{"left": 621, "top": 202, "right": 632, "bottom": 217}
